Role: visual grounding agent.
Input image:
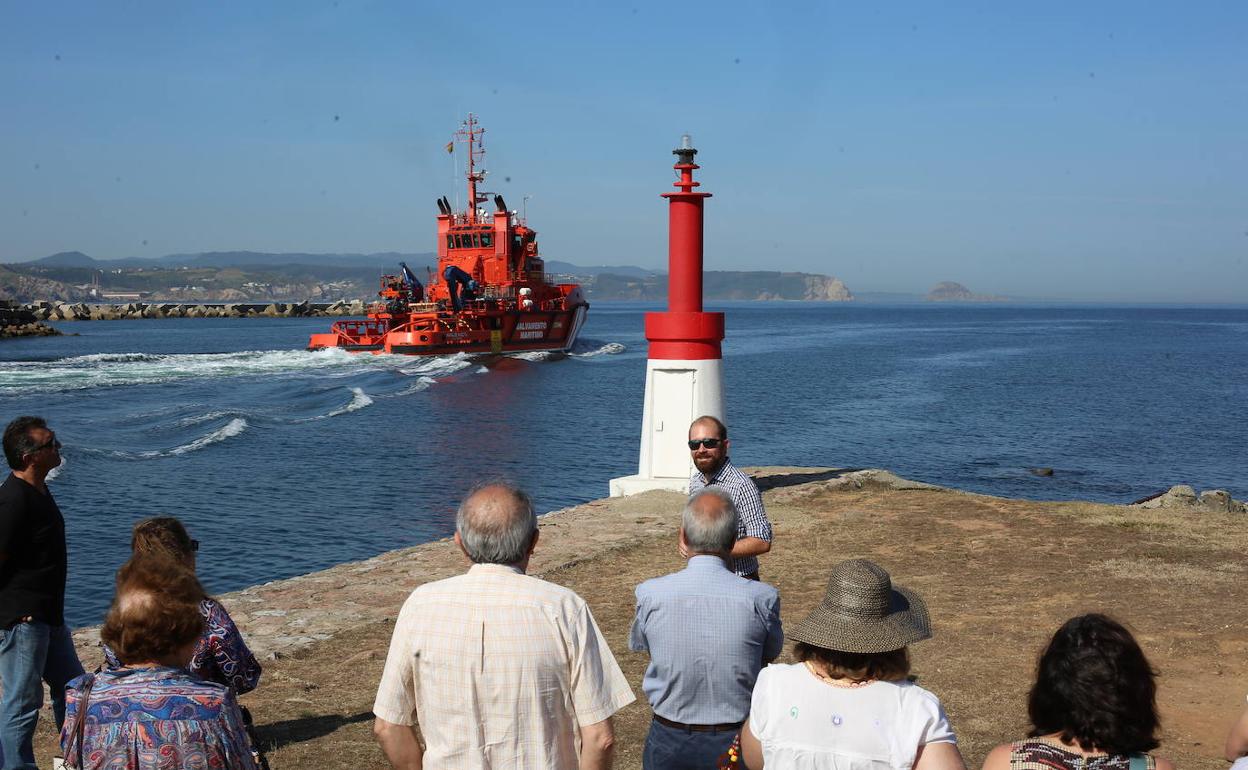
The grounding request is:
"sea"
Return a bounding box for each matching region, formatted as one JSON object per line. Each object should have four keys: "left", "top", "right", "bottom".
{"left": 1, "top": 302, "right": 1245, "bottom": 626}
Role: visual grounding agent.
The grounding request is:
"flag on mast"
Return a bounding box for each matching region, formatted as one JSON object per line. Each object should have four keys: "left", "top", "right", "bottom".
{"left": 444, "top": 141, "right": 454, "bottom": 154}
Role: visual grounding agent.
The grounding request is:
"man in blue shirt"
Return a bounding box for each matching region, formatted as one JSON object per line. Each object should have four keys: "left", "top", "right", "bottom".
{"left": 630, "top": 487, "right": 784, "bottom": 770}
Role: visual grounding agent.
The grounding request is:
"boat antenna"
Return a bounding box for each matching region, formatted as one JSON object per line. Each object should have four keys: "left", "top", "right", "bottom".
{"left": 456, "top": 113, "right": 486, "bottom": 222}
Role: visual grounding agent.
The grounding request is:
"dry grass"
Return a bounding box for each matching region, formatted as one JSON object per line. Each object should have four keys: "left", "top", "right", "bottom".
{"left": 36, "top": 480, "right": 1248, "bottom": 768}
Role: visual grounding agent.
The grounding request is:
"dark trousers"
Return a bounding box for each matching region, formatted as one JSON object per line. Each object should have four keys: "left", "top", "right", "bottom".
{"left": 642, "top": 718, "right": 737, "bottom": 770}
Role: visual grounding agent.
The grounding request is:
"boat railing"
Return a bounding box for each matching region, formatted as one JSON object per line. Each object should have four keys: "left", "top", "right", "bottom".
{"left": 449, "top": 212, "right": 492, "bottom": 227}
{"left": 331, "top": 318, "right": 389, "bottom": 340}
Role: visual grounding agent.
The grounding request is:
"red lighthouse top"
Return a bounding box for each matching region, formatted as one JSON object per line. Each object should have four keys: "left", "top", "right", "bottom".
{"left": 645, "top": 134, "right": 724, "bottom": 360}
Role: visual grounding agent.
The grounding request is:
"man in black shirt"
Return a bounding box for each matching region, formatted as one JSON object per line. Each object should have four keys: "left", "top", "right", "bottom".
{"left": 0, "top": 417, "right": 84, "bottom": 769}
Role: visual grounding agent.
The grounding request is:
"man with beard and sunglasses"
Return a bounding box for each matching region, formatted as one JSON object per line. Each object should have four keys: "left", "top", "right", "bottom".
{"left": 686, "top": 416, "right": 772, "bottom": 580}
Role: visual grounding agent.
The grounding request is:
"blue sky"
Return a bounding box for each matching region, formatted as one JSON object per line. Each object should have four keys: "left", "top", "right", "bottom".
{"left": 2, "top": 1, "right": 1245, "bottom": 301}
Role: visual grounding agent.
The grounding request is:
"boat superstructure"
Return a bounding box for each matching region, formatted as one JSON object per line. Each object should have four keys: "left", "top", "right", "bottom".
{"left": 308, "top": 114, "right": 588, "bottom": 355}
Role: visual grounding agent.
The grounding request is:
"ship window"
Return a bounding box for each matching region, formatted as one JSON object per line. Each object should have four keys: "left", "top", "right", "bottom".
{"left": 481, "top": 233, "right": 492, "bottom": 247}
{"left": 455, "top": 234, "right": 466, "bottom": 248}
{"left": 446, "top": 235, "right": 453, "bottom": 249}
{"left": 471, "top": 234, "right": 480, "bottom": 247}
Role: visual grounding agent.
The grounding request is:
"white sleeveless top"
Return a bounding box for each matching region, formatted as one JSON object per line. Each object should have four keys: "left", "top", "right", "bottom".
{"left": 749, "top": 663, "right": 956, "bottom": 770}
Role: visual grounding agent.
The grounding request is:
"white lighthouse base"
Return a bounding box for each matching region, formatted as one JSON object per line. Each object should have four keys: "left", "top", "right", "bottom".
{"left": 609, "top": 357, "right": 724, "bottom": 497}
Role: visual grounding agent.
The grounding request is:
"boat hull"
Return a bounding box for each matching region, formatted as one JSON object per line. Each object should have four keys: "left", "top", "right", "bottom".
{"left": 308, "top": 304, "right": 588, "bottom": 356}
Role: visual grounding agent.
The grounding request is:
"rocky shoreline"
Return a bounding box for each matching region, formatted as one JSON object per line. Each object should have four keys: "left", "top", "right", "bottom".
{"left": 18, "top": 299, "right": 370, "bottom": 322}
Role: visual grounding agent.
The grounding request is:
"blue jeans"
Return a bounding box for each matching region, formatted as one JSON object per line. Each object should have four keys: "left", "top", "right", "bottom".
{"left": 642, "top": 718, "right": 739, "bottom": 770}
{"left": 0, "top": 621, "right": 84, "bottom": 770}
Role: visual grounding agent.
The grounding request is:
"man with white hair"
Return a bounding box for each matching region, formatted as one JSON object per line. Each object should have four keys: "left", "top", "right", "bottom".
{"left": 630, "top": 487, "right": 784, "bottom": 770}
{"left": 373, "top": 482, "right": 635, "bottom": 770}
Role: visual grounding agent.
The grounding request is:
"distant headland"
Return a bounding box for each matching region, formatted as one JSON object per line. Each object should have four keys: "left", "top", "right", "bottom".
{"left": 1, "top": 250, "right": 856, "bottom": 304}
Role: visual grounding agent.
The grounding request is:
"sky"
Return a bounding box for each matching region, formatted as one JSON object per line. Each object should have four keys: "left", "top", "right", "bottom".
{"left": 2, "top": 1, "right": 1246, "bottom": 301}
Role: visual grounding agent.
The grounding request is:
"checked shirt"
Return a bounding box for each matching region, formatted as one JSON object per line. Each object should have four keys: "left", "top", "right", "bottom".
{"left": 689, "top": 458, "right": 772, "bottom": 576}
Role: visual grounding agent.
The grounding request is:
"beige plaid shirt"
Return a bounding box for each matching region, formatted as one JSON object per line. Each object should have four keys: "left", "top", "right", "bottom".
{"left": 373, "top": 563, "right": 635, "bottom": 769}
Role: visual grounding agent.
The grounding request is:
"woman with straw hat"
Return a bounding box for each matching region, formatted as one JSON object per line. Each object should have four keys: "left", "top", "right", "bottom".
{"left": 739, "top": 559, "right": 966, "bottom": 770}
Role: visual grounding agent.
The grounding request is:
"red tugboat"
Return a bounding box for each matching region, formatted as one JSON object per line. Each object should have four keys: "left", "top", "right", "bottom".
{"left": 308, "top": 114, "right": 589, "bottom": 355}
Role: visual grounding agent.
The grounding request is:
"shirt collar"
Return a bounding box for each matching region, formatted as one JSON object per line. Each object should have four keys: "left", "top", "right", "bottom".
{"left": 686, "top": 554, "right": 731, "bottom": 572}
{"left": 469, "top": 563, "right": 525, "bottom": 575}
{"left": 699, "top": 457, "right": 733, "bottom": 484}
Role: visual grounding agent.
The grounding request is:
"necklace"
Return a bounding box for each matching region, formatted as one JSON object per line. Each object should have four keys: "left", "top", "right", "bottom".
{"left": 804, "top": 661, "right": 875, "bottom": 688}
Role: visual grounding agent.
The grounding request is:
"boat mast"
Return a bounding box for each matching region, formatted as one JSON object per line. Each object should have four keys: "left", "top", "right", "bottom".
{"left": 456, "top": 114, "right": 486, "bottom": 221}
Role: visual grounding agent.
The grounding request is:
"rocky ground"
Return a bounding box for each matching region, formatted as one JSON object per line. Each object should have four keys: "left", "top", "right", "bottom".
{"left": 36, "top": 469, "right": 1248, "bottom": 769}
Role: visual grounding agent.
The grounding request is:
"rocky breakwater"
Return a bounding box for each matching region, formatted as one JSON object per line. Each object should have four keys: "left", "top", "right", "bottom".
{"left": 22, "top": 299, "right": 370, "bottom": 321}
{"left": 0, "top": 301, "right": 62, "bottom": 338}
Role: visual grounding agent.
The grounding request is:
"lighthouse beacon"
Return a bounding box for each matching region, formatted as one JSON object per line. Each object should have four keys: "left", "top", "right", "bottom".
{"left": 610, "top": 135, "right": 725, "bottom": 497}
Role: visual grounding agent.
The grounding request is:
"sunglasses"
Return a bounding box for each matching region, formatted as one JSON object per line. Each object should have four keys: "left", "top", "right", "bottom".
{"left": 688, "top": 438, "right": 723, "bottom": 450}
{"left": 27, "top": 436, "right": 62, "bottom": 455}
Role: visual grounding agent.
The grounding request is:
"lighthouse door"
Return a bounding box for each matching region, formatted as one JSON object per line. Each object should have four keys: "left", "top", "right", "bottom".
{"left": 649, "top": 368, "right": 695, "bottom": 479}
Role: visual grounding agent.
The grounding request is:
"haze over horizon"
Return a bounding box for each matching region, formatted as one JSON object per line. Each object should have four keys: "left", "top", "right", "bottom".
{"left": 3, "top": 2, "right": 1246, "bottom": 303}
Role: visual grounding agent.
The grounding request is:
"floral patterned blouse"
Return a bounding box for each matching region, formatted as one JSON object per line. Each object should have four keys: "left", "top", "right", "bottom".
{"left": 102, "top": 598, "right": 262, "bottom": 694}
{"left": 60, "top": 666, "right": 258, "bottom": 770}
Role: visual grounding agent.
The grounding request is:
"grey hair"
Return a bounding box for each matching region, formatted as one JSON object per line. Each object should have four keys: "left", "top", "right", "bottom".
{"left": 682, "top": 486, "right": 739, "bottom": 554}
{"left": 455, "top": 481, "right": 537, "bottom": 565}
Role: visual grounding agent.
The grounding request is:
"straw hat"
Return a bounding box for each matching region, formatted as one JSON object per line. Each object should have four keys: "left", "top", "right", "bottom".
{"left": 788, "top": 559, "right": 931, "bottom": 654}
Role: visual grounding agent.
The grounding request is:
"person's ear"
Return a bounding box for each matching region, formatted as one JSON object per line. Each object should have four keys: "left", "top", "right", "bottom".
{"left": 453, "top": 531, "right": 473, "bottom": 564}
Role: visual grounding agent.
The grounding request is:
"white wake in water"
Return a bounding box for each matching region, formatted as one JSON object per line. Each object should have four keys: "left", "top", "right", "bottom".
{"left": 508, "top": 350, "right": 558, "bottom": 362}
{"left": 569, "top": 341, "right": 626, "bottom": 358}
{"left": 508, "top": 340, "right": 624, "bottom": 362}
{"left": 129, "top": 418, "right": 250, "bottom": 459}
{"left": 0, "top": 348, "right": 369, "bottom": 393}
{"left": 329, "top": 387, "right": 374, "bottom": 416}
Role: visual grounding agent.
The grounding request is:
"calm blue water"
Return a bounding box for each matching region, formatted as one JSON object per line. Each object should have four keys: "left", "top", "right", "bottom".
{"left": 1, "top": 303, "right": 1245, "bottom": 625}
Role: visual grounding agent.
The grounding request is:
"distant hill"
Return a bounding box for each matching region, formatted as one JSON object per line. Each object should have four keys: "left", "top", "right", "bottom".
{"left": 545, "top": 261, "right": 658, "bottom": 279}
{"left": 160, "top": 251, "right": 438, "bottom": 270}
{"left": 588, "top": 271, "right": 853, "bottom": 302}
{"left": 0, "top": 265, "right": 86, "bottom": 302}
{"left": 926, "top": 282, "right": 1007, "bottom": 302}
{"left": 5, "top": 250, "right": 855, "bottom": 304}
{"left": 33, "top": 251, "right": 99, "bottom": 267}
{"left": 25, "top": 250, "right": 438, "bottom": 270}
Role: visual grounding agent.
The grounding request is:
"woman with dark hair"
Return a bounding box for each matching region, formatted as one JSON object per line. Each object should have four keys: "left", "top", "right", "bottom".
{"left": 982, "top": 614, "right": 1175, "bottom": 770}
{"left": 60, "top": 557, "right": 258, "bottom": 769}
{"left": 740, "top": 559, "right": 966, "bottom": 770}
{"left": 101, "top": 517, "right": 261, "bottom": 695}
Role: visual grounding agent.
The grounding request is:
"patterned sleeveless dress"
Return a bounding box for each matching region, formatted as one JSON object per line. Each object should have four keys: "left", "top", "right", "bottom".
{"left": 1009, "top": 738, "right": 1156, "bottom": 770}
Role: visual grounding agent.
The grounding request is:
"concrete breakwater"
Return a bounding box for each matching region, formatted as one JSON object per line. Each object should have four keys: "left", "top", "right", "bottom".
{"left": 21, "top": 299, "right": 370, "bottom": 321}
{"left": 0, "top": 302, "right": 61, "bottom": 337}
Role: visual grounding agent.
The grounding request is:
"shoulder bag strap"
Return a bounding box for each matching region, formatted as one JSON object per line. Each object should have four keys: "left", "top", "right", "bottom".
{"left": 67, "top": 674, "right": 95, "bottom": 769}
